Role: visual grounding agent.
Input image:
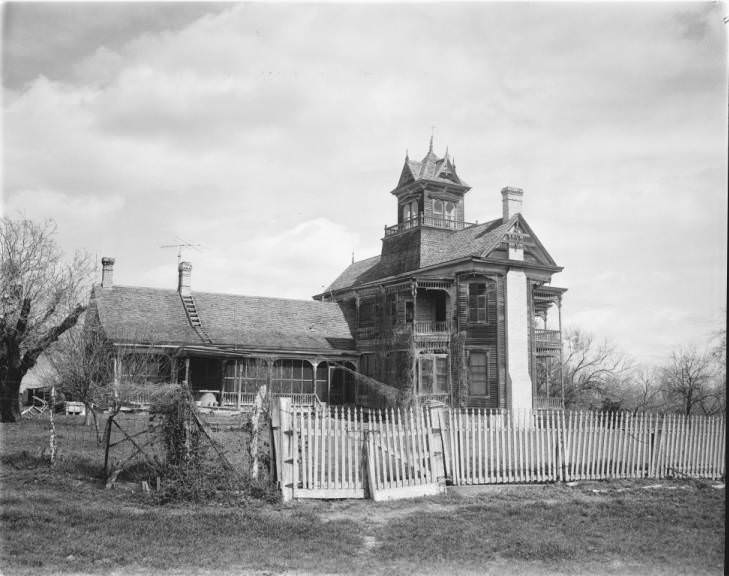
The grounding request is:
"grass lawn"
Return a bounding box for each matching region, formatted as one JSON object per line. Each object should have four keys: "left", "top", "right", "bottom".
{"left": 1, "top": 421, "right": 725, "bottom": 576}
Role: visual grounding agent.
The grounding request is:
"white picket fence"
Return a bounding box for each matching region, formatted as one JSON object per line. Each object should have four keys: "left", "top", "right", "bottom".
{"left": 447, "top": 409, "right": 726, "bottom": 485}
{"left": 272, "top": 402, "right": 725, "bottom": 501}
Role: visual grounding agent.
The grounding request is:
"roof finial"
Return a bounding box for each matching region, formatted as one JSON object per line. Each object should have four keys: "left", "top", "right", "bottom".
{"left": 444, "top": 146, "right": 449, "bottom": 160}
{"left": 429, "top": 126, "right": 434, "bottom": 153}
{"left": 351, "top": 250, "right": 355, "bottom": 264}
{"left": 405, "top": 148, "right": 409, "bottom": 160}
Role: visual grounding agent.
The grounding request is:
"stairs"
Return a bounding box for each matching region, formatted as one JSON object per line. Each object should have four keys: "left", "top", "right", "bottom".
{"left": 180, "top": 294, "right": 212, "bottom": 343}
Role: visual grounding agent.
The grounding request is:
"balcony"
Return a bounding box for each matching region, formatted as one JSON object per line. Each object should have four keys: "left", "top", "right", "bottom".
{"left": 384, "top": 215, "right": 476, "bottom": 237}
{"left": 535, "top": 329, "right": 561, "bottom": 350}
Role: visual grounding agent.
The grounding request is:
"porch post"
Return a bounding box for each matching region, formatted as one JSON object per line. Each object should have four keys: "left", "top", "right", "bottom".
{"left": 184, "top": 358, "right": 190, "bottom": 389}
{"left": 311, "top": 360, "right": 319, "bottom": 402}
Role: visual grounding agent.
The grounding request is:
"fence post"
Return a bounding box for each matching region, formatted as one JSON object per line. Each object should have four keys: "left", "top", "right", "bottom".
{"left": 275, "top": 397, "right": 294, "bottom": 502}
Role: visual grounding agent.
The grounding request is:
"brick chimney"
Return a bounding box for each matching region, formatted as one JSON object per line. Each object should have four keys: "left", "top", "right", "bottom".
{"left": 101, "top": 257, "right": 115, "bottom": 289}
{"left": 501, "top": 186, "right": 524, "bottom": 221}
{"left": 178, "top": 261, "right": 192, "bottom": 296}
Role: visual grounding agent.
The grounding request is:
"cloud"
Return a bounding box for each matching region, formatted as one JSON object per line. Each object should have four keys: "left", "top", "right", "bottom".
{"left": 2, "top": 3, "right": 726, "bottom": 363}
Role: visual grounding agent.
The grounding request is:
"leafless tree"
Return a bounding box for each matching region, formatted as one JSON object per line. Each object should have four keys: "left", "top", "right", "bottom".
{"left": 561, "top": 328, "right": 633, "bottom": 409}
{"left": 622, "top": 367, "right": 666, "bottom": 414}
{"left": 659, "top": 347, "right": 717, "bottom": 416}
{"left": 0, "top": 218, "right": 92, "bottom": 422}
{"left": 45, "top": 322, "right": 115, "bottom": 428}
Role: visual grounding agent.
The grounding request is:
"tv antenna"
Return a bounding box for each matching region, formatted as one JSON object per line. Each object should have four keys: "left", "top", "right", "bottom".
{"left": 161, "top": 241, "right": 202, "bottom": 265}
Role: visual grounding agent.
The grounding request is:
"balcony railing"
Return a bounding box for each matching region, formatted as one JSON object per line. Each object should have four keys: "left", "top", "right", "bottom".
{"left": 533, "top": 396, "right": 564, "bottom": 410}
{"left": 356, "top": 326, "right": 380, "bottom": 341}
{"left": 384, "top": 215, "right": 476, "bottom": 237}
{"left": 414, "top": 320, "right": 450, "bottom": 334}
{"left": 535, "top": 329, "right": 561, "bottom": 349}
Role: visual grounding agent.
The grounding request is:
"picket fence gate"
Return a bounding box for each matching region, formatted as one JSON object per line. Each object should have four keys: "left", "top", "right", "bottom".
{"left": 272, "top": 400, "right": 726, "bottom": 501}
{"left": 271, "top": 398, "right": 442, "bottom": 502}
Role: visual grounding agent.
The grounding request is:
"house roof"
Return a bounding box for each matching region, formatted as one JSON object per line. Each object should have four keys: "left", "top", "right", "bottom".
{"left": 322, "top": 214, "right": 558, "bottom": 293}
{"left": 92, "top": 285, "right": 355, "bottom": 352}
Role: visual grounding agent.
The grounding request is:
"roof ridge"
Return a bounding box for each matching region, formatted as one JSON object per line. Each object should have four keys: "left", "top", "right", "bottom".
{"left": 106, "top": 284, "right": 342, "bottom": 306}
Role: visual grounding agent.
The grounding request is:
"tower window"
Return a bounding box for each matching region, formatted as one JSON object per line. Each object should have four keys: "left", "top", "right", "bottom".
{"left": 445, "top": 201, "right": 455, "bottom": 221}
{"left": 433, "top": 199, "right": 444, "bottom": 218}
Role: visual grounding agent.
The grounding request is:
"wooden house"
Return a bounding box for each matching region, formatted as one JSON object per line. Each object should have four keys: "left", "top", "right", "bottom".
{"left": 86, "top": 259, "right": 359, "bottom": 408}
{"left": 315, "top": 139, "right": 566, "bottom": 411}
{"left": 89, "top": 139, "right": 565, "bottom": 411}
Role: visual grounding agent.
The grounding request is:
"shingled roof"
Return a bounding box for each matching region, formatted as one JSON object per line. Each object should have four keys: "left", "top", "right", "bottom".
{"left": 92, "top": 285, "right": 355, "bottom": 352}
{"left": 324, "top": 216, "right": 513, "bottom": 292}
{"left": 396, "top": 143, "right": 468, "bottom": 190}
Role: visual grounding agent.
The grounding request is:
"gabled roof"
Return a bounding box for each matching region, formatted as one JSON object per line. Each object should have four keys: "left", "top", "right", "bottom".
{"left": 322, "top": 214, "right": 559, "bottom": 293}
{"left": 92, "top": 285, "right": 355, "bottom": 352}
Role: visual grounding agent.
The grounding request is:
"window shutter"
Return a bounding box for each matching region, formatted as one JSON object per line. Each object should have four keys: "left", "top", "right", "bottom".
{"left": 457, "top": 279, "right": 469, "bottom": 330}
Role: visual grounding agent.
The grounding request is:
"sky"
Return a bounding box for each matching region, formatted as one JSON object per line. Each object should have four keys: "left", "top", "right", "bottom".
{"left": 2, "top": 2, "right": 727, "bottom": 366}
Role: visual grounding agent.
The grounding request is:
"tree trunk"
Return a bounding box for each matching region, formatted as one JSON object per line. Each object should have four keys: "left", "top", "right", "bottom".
{"left": 0, "top": 367, "right": 24, "bottom": 422}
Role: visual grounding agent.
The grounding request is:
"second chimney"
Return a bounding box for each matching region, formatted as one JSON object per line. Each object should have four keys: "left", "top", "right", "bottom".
{"left": 501, "top": 186, "right": 524, "bottom": 221}
{"left": 178, "top": 261, "right": 192, "bottom": 296}
{"left": 101, "top": 257, "right": 115, "bottom": 289}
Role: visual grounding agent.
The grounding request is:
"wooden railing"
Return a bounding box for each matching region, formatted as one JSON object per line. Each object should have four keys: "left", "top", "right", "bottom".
{"left": 356, "top": 326, "right": 380, "bottom": 341}
{"left": 533, "top": 396, "right": 564, "bottom": 410}
{"left": 534, "top": 329, "right": 561, "bottom": 348}
{"left": 414, "top": 320, "right": 450, "bottom": 334}
{"left": 384, "top": 215, "right": 476, "bottom": 237}
{"left": 220, "top": 391, "right": 322, "bottom": 408}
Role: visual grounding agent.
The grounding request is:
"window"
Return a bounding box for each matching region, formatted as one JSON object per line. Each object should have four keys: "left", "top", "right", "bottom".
{"left": 359, "top": 301, "right": 374, "bottom": 326}
{"left": 435, "top": 357, "right": 448, "bottom": 393}
{"left": 403, "top": 203, "right": 412, "bottom": 222}
{"left": 468, "top": 283, "right": 488, "bottom": 323}
{"left": 445, "top": 202, "right": 455, "bottom": 224}
{"left": 433, "top": 199, "right": 444, "bottom": 218}
{"left": 469, "top": 351, "right": 488, "bottom": 396}
{"left": 405, "top": 300, "right": 414, "bottom": 323}
{"left": 418, "top": 355, "right": 448, "bottom": 395}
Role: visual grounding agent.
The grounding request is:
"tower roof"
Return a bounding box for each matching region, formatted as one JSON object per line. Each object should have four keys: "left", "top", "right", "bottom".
{"left": 394, "top": 141, "right": 468, "bottom": 191}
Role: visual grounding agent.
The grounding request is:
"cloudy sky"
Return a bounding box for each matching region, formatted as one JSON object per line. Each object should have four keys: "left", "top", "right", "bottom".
{"left": 2, "top": 2, "right": 727, "bottom": 365}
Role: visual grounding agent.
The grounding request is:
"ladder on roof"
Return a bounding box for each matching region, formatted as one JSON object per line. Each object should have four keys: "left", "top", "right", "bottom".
{"left": 180, "top": 294, "right": 212, "bottom": 343}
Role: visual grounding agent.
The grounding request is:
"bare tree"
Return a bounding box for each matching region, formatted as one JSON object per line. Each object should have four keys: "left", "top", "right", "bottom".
{"left": 623, "top": 367, "right": 666, "bottom": 414}
{"left": 0, "top": 218, "right": 92, "bottom": 422}
{"left": 45, "top": 322, "right": 115, "bottom": 428}
{"left": 561, "top": 328, "right": 632, "bottom": 409}
{"left": 659, "top": 347, "right": 716, "bottom": 416}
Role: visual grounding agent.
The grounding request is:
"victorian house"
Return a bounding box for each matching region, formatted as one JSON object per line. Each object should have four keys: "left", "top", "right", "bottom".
{"left": 87, "top": 139, "right": 565, "bottom": 411}
{"left": 316, "top": 139, "right": 566, "bottom": 411}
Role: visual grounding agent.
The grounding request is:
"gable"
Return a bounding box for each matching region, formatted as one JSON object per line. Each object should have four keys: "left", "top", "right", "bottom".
{"left": 480, "top": 215, "right": 557, "bottom": 267}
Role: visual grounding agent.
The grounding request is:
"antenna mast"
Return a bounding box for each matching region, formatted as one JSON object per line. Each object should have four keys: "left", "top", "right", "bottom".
{"left": 160, "top": 241, "right": 202, "bottom": 265}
